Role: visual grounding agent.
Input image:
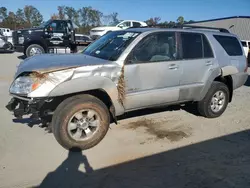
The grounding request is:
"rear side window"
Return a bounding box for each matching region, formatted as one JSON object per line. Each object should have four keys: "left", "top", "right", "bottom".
{"left": 181, "top": 33, "right": 203, "bottom": 59}
{"left": 133, "top": 22, "right": 141, "bottom": 27}
{"left": 214, "top": 35, "right": 242, "bottom": 56}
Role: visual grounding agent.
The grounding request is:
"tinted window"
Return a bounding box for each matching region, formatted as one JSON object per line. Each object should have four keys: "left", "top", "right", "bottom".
{"left": 203, "top": 35, "right": 214, "bottom": 58}
{"left": 133, "top": 22, "right": 141, "bottom": 27}
{"left": 241, "top": 41, "right": 247, "bottom": 47}
{"left": 248, "top": 42, "right": 250, "bottom": 48}
{"left": 181, "top": 33, "right": 202, "bottom": 59}
{"left": 214, "top": 35, "right": 242, "bottom": 56}
{"left": 128, "top": 32, "right": 177, "bottom": 63}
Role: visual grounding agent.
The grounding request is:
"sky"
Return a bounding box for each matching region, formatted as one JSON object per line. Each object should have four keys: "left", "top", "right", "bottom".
{"left": 1, "top": 0, "right": 250, "bottom": 22}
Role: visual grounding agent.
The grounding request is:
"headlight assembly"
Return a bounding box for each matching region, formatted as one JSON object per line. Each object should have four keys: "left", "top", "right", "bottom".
{"left": 9, "top": 76, "right": 40, "bottom": 95}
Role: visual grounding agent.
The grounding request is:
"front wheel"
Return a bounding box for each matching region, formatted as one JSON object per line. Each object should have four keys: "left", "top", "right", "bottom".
{"left": 198, "top": 81, "right": 229, "bottom": 118}
{"left": 52, "top": 95, "right": 110, "bottom": 150}
{"left": 26, "top": 44, "right": 45, "bottom": 57}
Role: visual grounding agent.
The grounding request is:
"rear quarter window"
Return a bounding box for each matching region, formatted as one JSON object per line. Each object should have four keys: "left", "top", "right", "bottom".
{"left": 214, "top": 35, "right": 243, "bottom": 56}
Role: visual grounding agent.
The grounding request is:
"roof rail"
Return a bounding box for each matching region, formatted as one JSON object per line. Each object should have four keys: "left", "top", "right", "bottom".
{"left": 178, "top": 25, "right": 230, "bottom": 33}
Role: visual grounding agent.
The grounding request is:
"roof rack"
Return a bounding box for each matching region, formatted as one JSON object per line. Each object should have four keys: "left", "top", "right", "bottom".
{"left": 127, "top": 25, "right": 230, "bottom": 33}
{"left": 175, "top": 25, "right": 230, "bottom": 33}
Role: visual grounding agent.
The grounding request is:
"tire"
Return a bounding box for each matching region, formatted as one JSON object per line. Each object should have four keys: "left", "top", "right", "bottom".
{"left": 52, "top": 94, "right": 110, "bottom": 150}
{"left": 6, "top": 42, "right": 13, "bottom": 51}
{"left": 198, "top": 81, "right": 229, "bottom": 118}
{"left": 26, "top": 44, "right": 45, "bottom": 57}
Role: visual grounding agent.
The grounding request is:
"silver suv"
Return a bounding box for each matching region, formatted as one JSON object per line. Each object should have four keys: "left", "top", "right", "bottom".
{"left": 6, "top": 26, "right": 248, "bottom": 150}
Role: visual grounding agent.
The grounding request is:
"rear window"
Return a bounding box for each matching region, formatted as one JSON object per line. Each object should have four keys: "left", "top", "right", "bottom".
{"left": 214, "top": 35, "right": 243, "bottom": 56}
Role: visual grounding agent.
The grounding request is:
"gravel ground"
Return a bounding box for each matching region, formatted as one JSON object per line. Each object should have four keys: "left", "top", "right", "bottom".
{"left": 0, "top": 52, "right": 250, "bottom": 188}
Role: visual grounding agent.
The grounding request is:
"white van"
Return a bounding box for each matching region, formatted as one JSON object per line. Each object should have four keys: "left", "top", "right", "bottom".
{"left": 0, "top": 28, "right": 13, "bottom": 37}
{"left": 241, "top": 40, "right": 250, "bottom": 57}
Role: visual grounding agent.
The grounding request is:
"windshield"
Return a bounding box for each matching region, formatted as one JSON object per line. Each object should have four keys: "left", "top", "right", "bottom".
{"left": 83, "top": 31, "right": 140, "bottom": 61}
{"left": 38, "top": 20, "right": 52, "bottom": 28}
{"left": 107, "top": 21, "right": 120, "bottom": 26}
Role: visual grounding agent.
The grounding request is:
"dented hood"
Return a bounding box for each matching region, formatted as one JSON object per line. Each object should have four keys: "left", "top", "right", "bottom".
{"left": 15, "top": 54, "right": 111, "bottom": 77}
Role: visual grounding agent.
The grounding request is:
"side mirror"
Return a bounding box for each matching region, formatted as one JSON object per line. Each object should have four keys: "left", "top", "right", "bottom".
{"left": 46, "top": 26, "right": 53, "bottom": 33}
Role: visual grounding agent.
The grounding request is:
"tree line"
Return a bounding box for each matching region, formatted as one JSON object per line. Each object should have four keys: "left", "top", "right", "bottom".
{"left": 0, "top": 5, "right": 195, "bottom": 34}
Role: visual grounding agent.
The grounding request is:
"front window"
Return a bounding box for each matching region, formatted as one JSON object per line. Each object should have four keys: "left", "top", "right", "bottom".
{"left": 38, "top": 20, "right": 52, "bottom": 28}
{"left": 127, "top": 32, "right": 177, "bottom": 64}
{"left": 117, "top": 21, "right": 131, "bottom": 28}
{"left": 83, "top": 31, "right": 140, "bottom": 61}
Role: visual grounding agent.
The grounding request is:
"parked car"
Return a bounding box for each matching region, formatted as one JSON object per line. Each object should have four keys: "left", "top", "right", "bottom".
{"left": 89, "top": 20, "right": 147, "bottom": 39}
{"left": 75, "top": 34, "right": 93, "bottom": 45}
{"left": 6, "top": 26, "right": 248, "bottom": 151}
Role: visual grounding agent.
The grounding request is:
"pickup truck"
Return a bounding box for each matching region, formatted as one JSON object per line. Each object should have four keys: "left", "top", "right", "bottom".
{"left": 12, "top": 19, "right": 92, "bottom": 57}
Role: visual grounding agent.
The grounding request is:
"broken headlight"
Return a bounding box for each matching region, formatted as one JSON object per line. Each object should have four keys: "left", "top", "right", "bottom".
{"left": 10, "top": 76, "right": 39, "bottom": 95}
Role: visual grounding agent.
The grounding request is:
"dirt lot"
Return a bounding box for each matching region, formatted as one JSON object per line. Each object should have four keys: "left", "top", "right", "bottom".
{"left": 0, "top": 52, "right": 250, "bottom": 188}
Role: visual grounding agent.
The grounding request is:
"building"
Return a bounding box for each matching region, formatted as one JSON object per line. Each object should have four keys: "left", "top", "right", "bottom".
{"left": 187, "top": 16, "right": 250, "bottom": 41}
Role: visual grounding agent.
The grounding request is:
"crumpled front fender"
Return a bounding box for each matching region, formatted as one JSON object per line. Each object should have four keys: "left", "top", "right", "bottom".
{"left": 48, "top": 75, "right": 125, "bottom": 116}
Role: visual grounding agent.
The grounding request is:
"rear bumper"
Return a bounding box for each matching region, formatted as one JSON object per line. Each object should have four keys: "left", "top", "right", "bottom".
{"left": 232, "top": 72, "right": 248, "bottom": 90}
{"left": 14, "top": 45, "right": 24, "bottom": 53}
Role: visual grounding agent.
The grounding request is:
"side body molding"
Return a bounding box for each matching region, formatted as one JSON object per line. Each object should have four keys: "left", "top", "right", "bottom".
{"left": 48, "top": 76, "right": 125, "bottom": 116}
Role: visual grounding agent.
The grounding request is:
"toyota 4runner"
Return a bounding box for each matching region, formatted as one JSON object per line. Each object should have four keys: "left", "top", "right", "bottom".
{"left": 6, "top": 26, "right": 248, "bottom": 150}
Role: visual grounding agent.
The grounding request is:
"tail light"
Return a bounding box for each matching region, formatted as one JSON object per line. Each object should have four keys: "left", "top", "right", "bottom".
{"left": 244, "top": 57, "right": 248, "bottom": 72}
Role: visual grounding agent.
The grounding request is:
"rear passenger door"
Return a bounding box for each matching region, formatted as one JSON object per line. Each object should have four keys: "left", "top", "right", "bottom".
{"left": 179, "top": 32, "right": 215, "bottom": 101}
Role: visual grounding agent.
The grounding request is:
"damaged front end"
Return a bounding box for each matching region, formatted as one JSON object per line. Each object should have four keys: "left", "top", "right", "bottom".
{"left": 6, "top": 95, "right": 52, "bottom": 120}
{"left": 6, "top": 67, "right": 75, "bottom": 121}
{"left": 6, "top": 54, "right": 126, "bottom": 123}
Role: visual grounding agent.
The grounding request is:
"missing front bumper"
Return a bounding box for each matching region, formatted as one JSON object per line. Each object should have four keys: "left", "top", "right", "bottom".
{"left": 6, "top": 97, "right": 47, "bottom": 119}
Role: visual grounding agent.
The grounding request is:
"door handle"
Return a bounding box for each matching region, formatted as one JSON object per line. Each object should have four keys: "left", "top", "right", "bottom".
{"left": 169, "top": 64, "right": 179, "bottom": 70}
{"left": 206, "top": 61, "right": 213, "bottom": 66}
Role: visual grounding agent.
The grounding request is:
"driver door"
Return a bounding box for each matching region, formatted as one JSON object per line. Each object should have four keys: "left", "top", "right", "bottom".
{"left": 45, "top": 20, "right": 70, "bottom": 48}
{"left": 124, "top": 31, "right": 182, "bottom": 111}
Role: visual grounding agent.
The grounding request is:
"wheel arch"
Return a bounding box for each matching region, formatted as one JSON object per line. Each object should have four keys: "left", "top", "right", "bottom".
{"left": 198, "top": 67, "right": 233, "bottom": 102}
{"left": 24, "top": 40, "right": 47, "bottom": 53}
{"left": 48, "top": 76, "right": 125, "bottom": 120}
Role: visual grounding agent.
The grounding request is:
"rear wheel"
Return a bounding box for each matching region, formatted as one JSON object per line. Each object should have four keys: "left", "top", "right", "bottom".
{"left": 26, "top": 44, "right": 45, "bottom": 57}
{"left": 198, "top": 81, "right": 229, "bottom": 118}
{"left": 52, "top": 95, "right": 110, "bottom": 150}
